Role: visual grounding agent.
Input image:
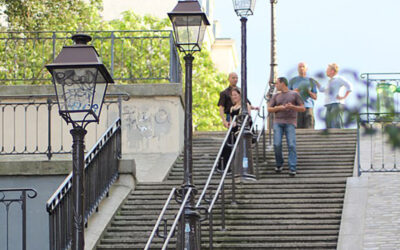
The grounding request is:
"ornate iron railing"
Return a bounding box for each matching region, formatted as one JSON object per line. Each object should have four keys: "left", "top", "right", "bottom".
{"left": 0, "top": 30, "right": 181, "bottom": 84}
{"left": 357, "top": 73, "right": 400, "bottom": 175}
{"left": 0, "top": 188, "right": 37, "bottom": 250}
{"left": 46, "top": 118, "right": 121, "bottom": 250}
{"left": 0, "top": 94, "right": 124, "bottom": 159}
{"left": 357, "top": 112, "right": 400, "bottom": 176}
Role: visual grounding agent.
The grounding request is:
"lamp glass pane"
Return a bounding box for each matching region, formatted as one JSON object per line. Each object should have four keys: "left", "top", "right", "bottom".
{"left": 172, "top": 15, "right": 207, "bottom": 52}
{"left": 53, "top": 68, "right": 100, "bottom": 122}
{"left": 232, "top": 0, "right": 255, "bottom": 16}
{"left": 92, "top": 82, "right": 107, "bottom": 119}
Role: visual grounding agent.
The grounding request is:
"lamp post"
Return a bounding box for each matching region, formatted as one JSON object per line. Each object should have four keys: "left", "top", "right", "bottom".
{"left": 46, "top": 34, "right": 113, "bottom": 250}
{"left": 168, "top": 1, "right": 209, "bottom": 249}
{"left": 266, "top": 0, "right": 278, "bottom": 100}
{"left": 232, "top": 0, "right": 256, "bottom": 180}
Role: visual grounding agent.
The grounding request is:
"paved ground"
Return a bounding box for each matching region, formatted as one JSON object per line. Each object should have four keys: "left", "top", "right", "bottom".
{"left": 363, "top": 173, "right": 400, "bottom": 249}
{"left": 339, "top": 126, "right": 400, "bottom": 250}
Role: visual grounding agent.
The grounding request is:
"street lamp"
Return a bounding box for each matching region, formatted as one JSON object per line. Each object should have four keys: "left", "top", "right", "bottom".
{"left": 46, "top": 34, "right": 113, "bottom": 250}
{"left": 232, "top": 0, "right": 256, "bottom": 180}
{"left": 168, "top": 1, "right": 209, "bottom": 249}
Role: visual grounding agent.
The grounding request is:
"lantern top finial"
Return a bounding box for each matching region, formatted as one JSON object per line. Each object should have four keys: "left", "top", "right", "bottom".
{"left": 72, "top": 34, "right": 92, "bottom": 45}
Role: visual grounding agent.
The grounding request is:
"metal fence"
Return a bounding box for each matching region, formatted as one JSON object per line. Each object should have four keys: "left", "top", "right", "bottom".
{"left": 46, "top": 118, "right": 121, "bottom": 250}
{"left": 0, "top": 188, "right": 37, "bottom": 250}
{"left": 0, "top": 93, "right": 124, "bottom": 160}
{"left": 356, "top": 73, "right": 400, "bottom": 175}
{"left": 0, "top": 30, "right": 181, "bottom": 84}
{"left": 357, "top": 112, "right": 400, "bottom": 176}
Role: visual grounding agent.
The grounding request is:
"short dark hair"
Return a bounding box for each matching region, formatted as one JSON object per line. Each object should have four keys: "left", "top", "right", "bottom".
{"left": 277, "top": 77, "right": 288, "bottom": 86}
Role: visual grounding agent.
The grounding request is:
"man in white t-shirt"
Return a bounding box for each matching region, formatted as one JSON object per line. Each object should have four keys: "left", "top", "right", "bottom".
{"left": 316, "top": 63, "right": 352, "bottom": 128}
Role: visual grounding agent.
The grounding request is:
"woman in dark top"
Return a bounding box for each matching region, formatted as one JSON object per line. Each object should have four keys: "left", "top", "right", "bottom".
{"left": 217, "top": 89, "right": 254, "bottom": 173}
{"left": 230, "top": 88, "right": 253, "bottom": 132}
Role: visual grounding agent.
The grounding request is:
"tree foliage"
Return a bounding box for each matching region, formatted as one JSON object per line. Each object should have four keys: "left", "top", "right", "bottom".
{"left": 0, "top": 0, "right": 103, "bottom": 31}
{"left": 0, "top": 1, "right": 226, "bottom": 131}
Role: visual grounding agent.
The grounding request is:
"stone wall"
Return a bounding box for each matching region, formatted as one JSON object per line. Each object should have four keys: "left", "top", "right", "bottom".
{"left": 0, "top": 83, "right": 184, "bottom": 180}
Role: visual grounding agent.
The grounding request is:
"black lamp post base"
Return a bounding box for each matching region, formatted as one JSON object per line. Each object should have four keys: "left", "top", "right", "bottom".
{"left": 70, "top": 127, "right": 87, "bottom": 250}
{"left": 176, "top": 206, "right": 202, "bottom": 250}
{"left": 233, "top": 130, "right": 256, "bottom": 180}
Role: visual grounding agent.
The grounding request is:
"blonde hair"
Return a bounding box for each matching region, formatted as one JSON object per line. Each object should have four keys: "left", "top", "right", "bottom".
{"left": 328, "top": 63, "right": 339, "bottom": 73}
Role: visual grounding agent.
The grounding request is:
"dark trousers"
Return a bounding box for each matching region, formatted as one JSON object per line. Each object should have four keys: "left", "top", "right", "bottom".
{"left": 325, "top": 103, "right": 344, "bottom": 128}
{"left": 297, "top": 108, "right": 314, "bottom": 129}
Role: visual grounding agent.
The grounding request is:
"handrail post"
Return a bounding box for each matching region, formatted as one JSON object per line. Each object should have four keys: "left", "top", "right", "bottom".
{"left": 21, "top": 190, "right": 27, "bottom": 250}
{"left": 255, "top": 131, "right": 260, "bottom": 180}
{"left": 169, "top": 32, "right": 176, "bottom": 83}
{"left": 262, "top": 107, "right": 266, "bottom": 160}
{"left": 230, "top": 133, "right": 237, "bottom": 205}
{"left": 47, "top": 98, "right": 53, "bottom": 160}
{"left": 268, "top": 113, "right": 272, "bottom": 146}
{"left": 221, "top": 174, "right": 226, "bottom": 231}
{"left": 357, "top": 115, "right": 361, "bottom": 176}
{"left": 118, "top": 95, "right": 122, "bottom": 122}
{"left": 209, "top": 211, "right": 213, "bottom": 250}
{"left": 110, "top": 32, "right": 115, "bottom": 78}
{"left": 52, "top": 32, "right": 56, "bottom": 60}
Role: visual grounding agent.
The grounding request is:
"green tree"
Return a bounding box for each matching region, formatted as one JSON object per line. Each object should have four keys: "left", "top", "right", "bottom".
{"left": 108, "top": 11, "right": 227, "bottom": 131}
{"left": 0, "top": 3, "right": 227, "bottom": 131}
{"left": 0, "top": 0, "right": 103, "bottom": 31}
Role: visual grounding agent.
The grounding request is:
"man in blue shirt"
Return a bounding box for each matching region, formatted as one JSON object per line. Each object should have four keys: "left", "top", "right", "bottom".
{"left": 288, "top": 62, "right": 318, "bottom": 128}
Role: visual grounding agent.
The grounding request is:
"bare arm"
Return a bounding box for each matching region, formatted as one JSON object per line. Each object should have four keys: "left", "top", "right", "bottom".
{"left": 267, "top": 105, "right": 285, "bottom": 113}
{"left": 337, "top": 90, "right": 351, "bottom": 100}
{"left": 314, "top": 81, "right": 324, "bottom": 92}
{"left": 308, "top": 90, "right": 317, "bottom": 100}
{"left": 219, "top": 105, "right": 229, "bottom": 128}
{"left": 285, "top": 102, "right": 306, "bottom": 112}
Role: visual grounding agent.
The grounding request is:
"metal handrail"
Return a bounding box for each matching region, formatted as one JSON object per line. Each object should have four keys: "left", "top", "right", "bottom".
{"left": 250, "top": 82, "right": 270, "bottom": 149}
{"left": 0, "top": 92, "right": 129, "bottom": 100}
{"left": 46, "top": 117, "right": 121, "bottom": 212}
{"left": 357, "top": 112, "right": 400, "bottom": 176}
{"left": 161, "top": 187, "right": 193, "bottom": 250}
{"left": 250, "top": 82, "right": 269, "bottom": 131}
{"left": 0, "top": 93, "right": 125, "bottom": 159}
{"left": 205, "top": 115, "right": 249, "bottom": 211}
{"left": 256, "top": 112, "right": 267, "bottom": 142}
{"left": 195, "top": 115, "right": 238, "bottom": 207}
{"left": 46, "top": 118, "right": 121, "bottom": 250}
{"left": 0, "top": 188, "right": 37, "bottom": 250}
{"left": 144, "top": 187, "right": 176, "bottom": 250}
{"left": 0, "top": 30, "right": 181, "bottom": 84}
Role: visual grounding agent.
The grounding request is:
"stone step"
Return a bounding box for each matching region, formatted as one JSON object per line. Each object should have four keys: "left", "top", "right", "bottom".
{"left": 97, "top": 242, "right": 337, "bottom": 250}
{"left": 166, "top": 174, "right": 352, "bottom": 180}
{"left": 100, "top": 234, "right": 338, "bottom": 244}
{"left": 137, "top": 177, "right": 348, "bottom": 187}
{"left": 97, "top": 130, "right": 356, "bottom": 250}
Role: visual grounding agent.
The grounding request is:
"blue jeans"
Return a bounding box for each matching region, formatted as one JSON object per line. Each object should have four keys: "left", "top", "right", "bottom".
{"left": 273, "top": 123, "right": 297, "bottom": 172}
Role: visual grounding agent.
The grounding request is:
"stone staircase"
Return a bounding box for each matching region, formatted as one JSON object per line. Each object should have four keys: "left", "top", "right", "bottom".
{"left": 96, "top": 129, "right": 356, "bottom": 249}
